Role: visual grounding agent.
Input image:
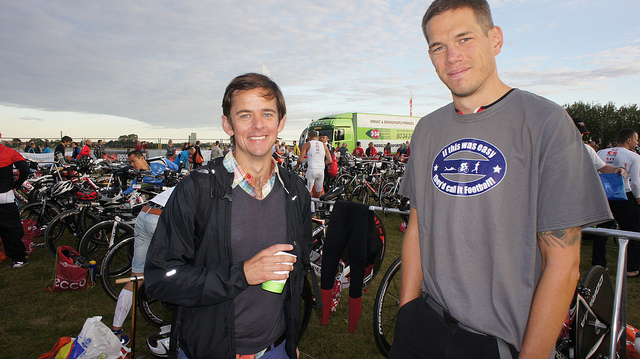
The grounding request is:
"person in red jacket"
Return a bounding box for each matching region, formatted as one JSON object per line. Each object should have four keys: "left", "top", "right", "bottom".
{"left": 77, "top": 139, "right": 92, "bottom": 159}
{"left": 0, "top": 132, "right": 30, "bottom": 267}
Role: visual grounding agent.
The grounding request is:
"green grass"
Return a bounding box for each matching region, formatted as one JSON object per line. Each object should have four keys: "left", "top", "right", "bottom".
{"left": 1, "top": 216, "right": 638, "bottom": 358}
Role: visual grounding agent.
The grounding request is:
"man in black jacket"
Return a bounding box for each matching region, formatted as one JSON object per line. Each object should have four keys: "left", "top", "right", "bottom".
{"left": 145, "top": 73, "right": 311, "bottom": 359}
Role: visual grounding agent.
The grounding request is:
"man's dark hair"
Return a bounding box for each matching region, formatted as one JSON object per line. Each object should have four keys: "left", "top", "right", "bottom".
{"left": 222, "top": 73, "right": 286, "bottom": 145}
{"left": 61, "top": 135, "right": 72, "bottom": 143}
{"left": 308, "top": 130, "right": 318, "bottom": 138}
{"left": 127, "top": 150, "right": 143, "bottom": 158}
{"left": 617, "top": 128, "right": 637, "bottom": 144}
{"left": 422, "top": 0, "right": 494, "bottom": 42}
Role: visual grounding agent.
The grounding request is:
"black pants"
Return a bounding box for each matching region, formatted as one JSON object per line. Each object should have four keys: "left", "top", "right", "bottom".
{"left": 389, "top": 295, "right": 519, "bottom": 359}
{"left": 321, "top": 201, "right": 370, "bottom": 298}
{"left": 592, "top": 192, "right": 640, "bottom": 272}
{"left": 0, "top": 202, "right": 26, "bottom": 262}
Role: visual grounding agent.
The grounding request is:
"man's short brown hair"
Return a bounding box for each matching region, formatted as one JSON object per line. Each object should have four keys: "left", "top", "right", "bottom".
{"left": 422, "top": 0, "right": 494, "bottom": 42}
{"left": 222, "top": 73, "right": 286, "bottom": 145}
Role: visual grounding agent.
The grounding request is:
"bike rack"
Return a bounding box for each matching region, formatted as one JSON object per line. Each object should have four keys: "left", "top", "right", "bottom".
{"left": 582, "top": 227, "right": 640, "bottom": 359}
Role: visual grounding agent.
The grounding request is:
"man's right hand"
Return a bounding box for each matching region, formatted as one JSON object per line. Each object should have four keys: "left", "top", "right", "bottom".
{"left": 243, "top": 244, "right": 296, "bottom": 285}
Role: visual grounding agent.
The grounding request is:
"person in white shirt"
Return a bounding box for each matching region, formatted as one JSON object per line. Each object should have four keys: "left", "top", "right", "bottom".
{"left": 297, "top": 130, "right": 331, "bottom": 199}
{"left": 597, "top": 128, "right": 640, "bottom": 277}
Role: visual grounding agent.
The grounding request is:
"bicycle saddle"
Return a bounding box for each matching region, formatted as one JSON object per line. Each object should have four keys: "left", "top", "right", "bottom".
{"left": 320, "top": 186, "right": 344, "bottom": 201}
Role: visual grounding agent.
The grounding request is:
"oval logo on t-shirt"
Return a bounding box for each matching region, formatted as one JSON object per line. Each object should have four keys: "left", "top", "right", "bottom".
{"left": 431, "top": 138, "right": 506, "bottom": 197}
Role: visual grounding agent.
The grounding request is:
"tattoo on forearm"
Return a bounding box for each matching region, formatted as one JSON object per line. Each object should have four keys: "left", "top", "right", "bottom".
{"left": 536, "top": 229, "right": 580, "bottom": 248}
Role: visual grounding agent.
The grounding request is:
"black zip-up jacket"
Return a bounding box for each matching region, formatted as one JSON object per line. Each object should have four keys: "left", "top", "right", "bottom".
{"left": 145, "top": 158, "right": 311, "bottom": 359}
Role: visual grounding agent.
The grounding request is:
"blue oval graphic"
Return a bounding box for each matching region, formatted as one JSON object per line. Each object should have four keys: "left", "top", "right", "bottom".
{"left": 431, "top": 138, "right": 506, "bottom": 196}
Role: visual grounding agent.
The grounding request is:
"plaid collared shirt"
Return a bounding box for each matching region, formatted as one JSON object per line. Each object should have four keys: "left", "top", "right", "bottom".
{"left": 222, "top": 151, "right": 282, "bottom": 199}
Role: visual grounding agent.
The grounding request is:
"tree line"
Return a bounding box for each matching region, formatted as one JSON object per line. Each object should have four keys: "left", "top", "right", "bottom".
{"left": 565, "top": 102, "right": 640, "bottom": 149}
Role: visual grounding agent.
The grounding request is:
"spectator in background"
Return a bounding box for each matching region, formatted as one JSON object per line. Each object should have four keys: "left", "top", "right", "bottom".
{"left": 292, "top": 140, "right": 300, "bottom": 156}
{"left": 210, "top": 140, "right": 223, "bottom": 160}
{"left": 77, "top": 139, "right": 92, "bottom": 159}
{"left": 135, "top": 140, "right": 148, "bottom": 159}
{"left": 596, "top": 128, "right": 640, "bottom": 277}
{"left": 383, "top": 142, "right": 392, "bottom": 157}
{"left": 193, "top": 140, "right": 204, "bottom": 169}
{"left": 165, "top": 139, "right": 176, "bottom": 159}
{"left": 55, "top": 136, "right": 72, "bottom": 162}
{"left": 352, "top": 141, "right": 364, "bottom": 158}
{"left": 71, "top": 142, "right": 80, "bottom": 159}
{"left": 365, "top": 142, "right": 377, "bottom": 159}
{"left": 174, "top": 145, "right": 195, "bottom": 170}
{"left": 94, "top": 140, "right": 106, "bottom": 160}
{"left": 42, "top": 141, "right": 52, "bottom": 153}
{"left": 27, "top": 142, "right": 38, "bottom": 153}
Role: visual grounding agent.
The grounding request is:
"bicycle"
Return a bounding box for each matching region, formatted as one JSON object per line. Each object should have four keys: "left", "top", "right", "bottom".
{"left": 100, "top": 236, "right": 172, "bottom": 327}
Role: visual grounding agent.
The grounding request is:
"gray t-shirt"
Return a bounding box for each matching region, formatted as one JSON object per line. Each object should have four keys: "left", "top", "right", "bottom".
{"left": 399, "top": 89, "right": 611, "bottom": 350}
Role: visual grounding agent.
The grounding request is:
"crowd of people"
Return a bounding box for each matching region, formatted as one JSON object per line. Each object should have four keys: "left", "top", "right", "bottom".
{"left": 3, "top": 1, "right": 640, "bottom": 358}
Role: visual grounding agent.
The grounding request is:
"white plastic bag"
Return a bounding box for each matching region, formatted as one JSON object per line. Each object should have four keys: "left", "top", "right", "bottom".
{"left": 67, "top": 316, "right": 130, "bottom": 359}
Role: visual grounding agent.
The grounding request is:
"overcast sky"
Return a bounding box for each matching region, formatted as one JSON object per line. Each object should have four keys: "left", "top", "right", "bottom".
{"left": 1, "top": 0, "right": 639, "bottom": 142}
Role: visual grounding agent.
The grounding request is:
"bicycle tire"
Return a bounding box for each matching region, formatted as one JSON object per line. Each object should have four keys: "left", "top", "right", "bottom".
{"left": 351, "top": 184, "right": 369, "bottom": 204}
{"left": 18, "top": 202, "right": 62, "bottom": 247}
{"left": 373, "top": 256, "right": 402, "bottom": 357}
{"left": 378, "top": 182, "right": 398, "bottom": 209}
{"left": 79, "top": 220, "right": 135, "bottom": 268}
{"left": 100, "top": 236, "right": 135, "bottom": 301}
{"left": 577, "top": 265, "right": 614, "bottom": 358}
{"left": 44, "top": 209, "right": 81, "bottom": 256}
{"left": 137, "top": 282, "right": 173, "bottom": 327}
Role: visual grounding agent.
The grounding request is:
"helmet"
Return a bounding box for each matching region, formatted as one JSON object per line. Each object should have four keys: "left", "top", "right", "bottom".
{"left": 98, "top": 188, "right": 124, "bottom": 208}
{"left": 147, "top": 332, "right": 170, "bottom": 358}
{"left": 51, "top": 180, "right": 76, "bottom": 197}
{"left": 77, "top": 156, "right": 93, "bottom": 173}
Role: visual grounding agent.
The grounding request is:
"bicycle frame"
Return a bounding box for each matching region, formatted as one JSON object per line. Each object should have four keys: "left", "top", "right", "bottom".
{"left": 581, "top": 227, "right": 640, "bottom": 359}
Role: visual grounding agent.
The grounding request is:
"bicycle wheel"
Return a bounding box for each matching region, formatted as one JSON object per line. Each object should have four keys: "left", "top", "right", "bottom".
{"left": 373, "top": 257, "right": 402, "bottom": 357}
{"left": 137, "top": 283, "right": 173, "bottom": 328}
{"left": 44, "top": 209, "right": 80, "bottom": 256}
{"left": 334, "top": 173, "right": 353, "bottom": 192}
{"left": 351, "top": 184, "right": 370, "bottom": 205}
{"left": 79, "top": 220, "right": 135, "bottom": 268}
{"left": 577, "top": 265, "right": 614, "bottom": 358}
{"left": 299, "top": 275, "right": 313, "bottom": 339}
{"left": 100, "top": 236, "right": 134, "bottom": 301}
{"left": 378, "top": 182, "right": 398, "bottom": 209}
{"left": 18, "top": 202, "right": 62, "bottom": 247}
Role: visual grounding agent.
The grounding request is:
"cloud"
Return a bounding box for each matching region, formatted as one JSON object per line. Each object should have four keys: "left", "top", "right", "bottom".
{"left": 1, "top": 0, "right": 638, "bottom": 139}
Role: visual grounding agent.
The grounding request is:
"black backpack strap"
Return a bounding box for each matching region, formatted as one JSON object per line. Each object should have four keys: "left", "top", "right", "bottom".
{"left": 168, "top": 158, "right": 232, "bottom": 358}
{"left": 167, "top": 305, "right": 183, "bottom": 359}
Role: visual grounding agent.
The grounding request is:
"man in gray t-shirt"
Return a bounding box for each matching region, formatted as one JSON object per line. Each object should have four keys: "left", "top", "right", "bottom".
{"left": 389, "top": 1, "right": 612, "bottom": 358}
